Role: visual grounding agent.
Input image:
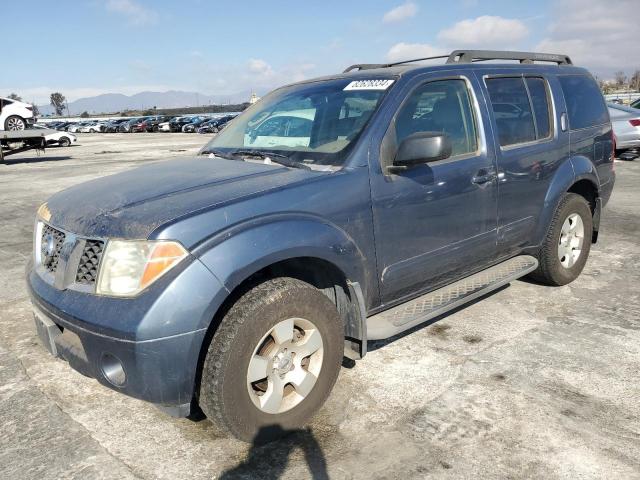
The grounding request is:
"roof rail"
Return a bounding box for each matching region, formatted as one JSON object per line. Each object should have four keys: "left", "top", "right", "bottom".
{"left": 343, "top": 50, "right": 573, "bottom": 73}
{"left": 446, "top": 50, "right": 572, "bottom": 65}
{"left": 343, "top": 64, "right": 386, "bottom": 73}
{"left": 343, "top": 55, "right": 451, "bottom": 73}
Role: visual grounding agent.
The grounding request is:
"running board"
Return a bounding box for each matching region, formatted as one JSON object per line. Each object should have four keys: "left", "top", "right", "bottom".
{"left": 367, "top": 255, "right": 538, "bottom": 340}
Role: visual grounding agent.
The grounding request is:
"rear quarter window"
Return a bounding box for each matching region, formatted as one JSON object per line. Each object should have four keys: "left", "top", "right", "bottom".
{"left": 559, "top": 75, "right": 608, "bottom": 130}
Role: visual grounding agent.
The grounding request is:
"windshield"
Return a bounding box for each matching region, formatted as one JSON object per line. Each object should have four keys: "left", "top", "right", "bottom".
{"left": 202, "top": 77, "right": 394, "bottom": 166}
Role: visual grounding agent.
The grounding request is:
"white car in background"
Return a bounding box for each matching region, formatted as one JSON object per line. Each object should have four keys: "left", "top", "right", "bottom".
{"left": 244, "top": 109, "right": 315, "bottom": 148}
{"left": 68, "top": 122, "right": 95, "bottom": 133}
{"left": 32, "top": 124, "right": 76, "bottom": 147}
{"left": 608, "top": 103, "right": 640, "bottom": 153}
{"left": 78, "top": 122, "right": 105, "bottom": 133}
{"left": 0, "top": 96, "right": 36, "bottom": 130}
{"left": 158, "top": 120, "right": 172, "bottom": 132}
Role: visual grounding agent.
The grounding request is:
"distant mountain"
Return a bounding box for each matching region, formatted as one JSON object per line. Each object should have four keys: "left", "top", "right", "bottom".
{"left": 37, "top": 90, "right": 253, "bottom": 115}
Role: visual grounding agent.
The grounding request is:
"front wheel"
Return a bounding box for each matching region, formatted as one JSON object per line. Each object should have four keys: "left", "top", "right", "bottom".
{"left": 199, "top": 277, "right": 343, "bottom": 442}
{"left": 5, "top": 116, "right": 26, "bottom": 131}
{"left": 529, "top": 193, "right": 593, "bottom": 286}
{"left": 58, "top": 137, "right": 71, "bottom": 147}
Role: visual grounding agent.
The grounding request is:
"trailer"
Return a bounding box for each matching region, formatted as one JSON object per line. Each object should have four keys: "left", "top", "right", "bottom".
{"left": 0, "top": 129, "right": 58, "bottom": 162}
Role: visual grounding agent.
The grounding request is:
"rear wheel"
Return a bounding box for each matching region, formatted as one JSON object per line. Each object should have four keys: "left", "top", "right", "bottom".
{"left": 5, "top": 116, "right": 26, "bottom": 131}
{"left": 199, "top": 277, "right": 343, "bottom": 442}
{"left": 529, "top": 193, "right": 593, "bottom": 286}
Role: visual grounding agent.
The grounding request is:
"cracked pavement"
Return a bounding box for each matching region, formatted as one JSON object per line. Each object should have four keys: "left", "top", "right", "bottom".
{"left": 1, "top": 134, "right": 639, "bottom": 479}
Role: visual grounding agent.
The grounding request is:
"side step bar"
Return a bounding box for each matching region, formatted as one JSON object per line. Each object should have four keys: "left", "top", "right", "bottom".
{"left": 367, "top": 255, "right": 538, "bottom": 340}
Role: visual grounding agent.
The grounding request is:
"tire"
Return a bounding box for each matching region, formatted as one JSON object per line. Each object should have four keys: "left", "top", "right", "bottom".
{"left": 199, "top": 277, "right": 343, "bottom": 442}
{"left": 212, "top": 127, "right": 219, "bottom": 134}
{"left": 5, "top": 116, "right": 26, "bottom": 131}
{"left": 529, "top": 193, "right": 593, "bottom": 286}
{"left": 58, "top": 137, "right": 71, "bottom": 147}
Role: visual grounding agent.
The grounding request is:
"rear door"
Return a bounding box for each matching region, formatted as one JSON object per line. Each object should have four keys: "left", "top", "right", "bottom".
{"left": 478, "top": 72, "right": 568, "bottom": 254}
{"left": 368, "top": 72, "right": 499, "bottom": 304}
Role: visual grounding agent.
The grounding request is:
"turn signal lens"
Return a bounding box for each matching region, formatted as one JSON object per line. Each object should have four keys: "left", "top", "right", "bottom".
{"left": 37, "top": 203, "right": 52, "bottom": 222}
{"left": 140, "top": 242, "right": 188, "bottom": 290}
{"left": 96, "top": 240, "right": 188, "bottom": 297}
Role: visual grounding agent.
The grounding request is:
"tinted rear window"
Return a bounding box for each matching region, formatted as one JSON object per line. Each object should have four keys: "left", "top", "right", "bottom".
{"left": 559, "top": 75, "right": 608, "bottom": 130}
{"left": 486, "top": 77, "right": 536, "bottom": 146}
{"left": 525, "top": 77, "right": 551, "bottom": 139}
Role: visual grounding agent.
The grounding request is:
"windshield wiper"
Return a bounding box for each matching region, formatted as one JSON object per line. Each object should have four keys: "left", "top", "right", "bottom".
{"left": 230, "top": 150, "right": 310, "bottom": 170}
{"left": 200, "top": 148, "right": 236, "bottom": 160}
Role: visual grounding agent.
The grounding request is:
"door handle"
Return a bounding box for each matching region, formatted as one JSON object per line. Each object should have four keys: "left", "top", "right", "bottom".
{"left": 472, "top": 172, "right": 495, "bottom": 184}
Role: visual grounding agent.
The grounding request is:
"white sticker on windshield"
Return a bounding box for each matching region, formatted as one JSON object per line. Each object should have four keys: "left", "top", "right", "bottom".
{"left": 344, "top": 79, "right": 395, "bottom": 91}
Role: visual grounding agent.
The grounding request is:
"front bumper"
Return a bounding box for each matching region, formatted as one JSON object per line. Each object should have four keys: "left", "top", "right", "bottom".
{"left": 26, "top": 254, "right": 229, "bottom": 414}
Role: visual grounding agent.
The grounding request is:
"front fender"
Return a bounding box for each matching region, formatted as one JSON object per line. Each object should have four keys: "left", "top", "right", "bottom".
{"left": 194, "top": 214, "right": 369, "bottom": 299}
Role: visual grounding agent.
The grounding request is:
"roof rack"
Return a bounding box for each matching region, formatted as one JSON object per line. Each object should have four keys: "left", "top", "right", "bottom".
{"left": 343, "top": 49, "right": 572, "bottom": 73}
{"left": 446, "top": 50, "right": 572, "bottom": 65}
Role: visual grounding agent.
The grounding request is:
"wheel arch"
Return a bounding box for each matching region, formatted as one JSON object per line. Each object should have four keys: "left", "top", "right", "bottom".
{"left": 189, "top": 217, "right": 371, "bottom": 409}
{"left": 191, "top": 254, "right": 367, "bottom": 412}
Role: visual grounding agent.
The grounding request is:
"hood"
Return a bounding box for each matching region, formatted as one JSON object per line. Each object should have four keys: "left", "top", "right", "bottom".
{"left": 45, "top": 156, "right": 325, "bottom": 240}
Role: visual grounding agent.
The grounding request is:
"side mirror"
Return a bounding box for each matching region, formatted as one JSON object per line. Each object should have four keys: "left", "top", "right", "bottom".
{"left": 391, "top": 132, "right": 452, "bottom": 171}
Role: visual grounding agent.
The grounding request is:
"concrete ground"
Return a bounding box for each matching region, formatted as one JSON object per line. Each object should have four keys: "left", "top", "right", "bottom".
{"left": 1, "top": 133, "right": 639, "bottom": 480}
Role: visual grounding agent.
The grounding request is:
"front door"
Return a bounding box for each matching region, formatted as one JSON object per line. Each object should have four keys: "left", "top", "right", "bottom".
{"left": 369, "top": 74, "right": 498, "bottom": 304}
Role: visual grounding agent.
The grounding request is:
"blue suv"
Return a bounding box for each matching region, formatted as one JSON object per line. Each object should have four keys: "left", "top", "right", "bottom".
{"left": 27, "top": 50, "right": 615, "bottom": 442}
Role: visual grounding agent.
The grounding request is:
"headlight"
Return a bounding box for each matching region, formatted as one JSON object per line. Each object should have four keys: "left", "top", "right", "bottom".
{"left": 96, "top": 240, "right": 188, "bottom": 297}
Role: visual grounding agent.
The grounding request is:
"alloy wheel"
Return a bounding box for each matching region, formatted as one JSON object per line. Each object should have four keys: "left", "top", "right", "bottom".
{"left": 247, "top": 317, "right": 324, "bottom": 414}
{"left": 558, "top": 213, "right": 585, "bottom": 268}
{"left": 7, "top": 117, "right": 25, "bottom": 131}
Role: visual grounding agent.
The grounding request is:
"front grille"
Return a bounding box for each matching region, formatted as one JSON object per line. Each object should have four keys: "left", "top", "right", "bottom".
{"left": 75, "top": 240, "right": 104, "bottom": 285}
{"left": 41, "top": 224, "right": 66, "bottom": 273}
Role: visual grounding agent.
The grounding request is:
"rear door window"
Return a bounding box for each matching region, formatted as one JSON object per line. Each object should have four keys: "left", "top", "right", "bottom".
{"left": 525, "top": 77, "right": 551, "bottom": 139}
{"left": 486, "top": 77, "right": 537, "bottom": 147}
{"left": 558, "top": 75, "right": 608, "bottom": 130}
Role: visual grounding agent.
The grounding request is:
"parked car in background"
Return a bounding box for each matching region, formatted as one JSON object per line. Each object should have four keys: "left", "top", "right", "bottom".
{"left": 28, "top": 50, "right": 615, "bottom": 442}
{"left": 143, "top": 115, "right": 172, "bottom": 132}
{"left": 182, "top": 116, "right": 211, "bottom": 133}
{"left": 0, "top": 96, "right": 36, "bottom": 130}
{"left": 32, "top": 124, "right": 77, "bottom": 147}
{"left": 169, "top": 116, "right": 196, "bottom": 132}
{"left": 197, "top": 115, "right": 236, "bottom": 134}
{"left": 631, "top": 98, "right": 640, "bottom": 110}
{"left": 52, "top": 122, "right": 72, "bottom": 131}
{"left": 130, "top": 118, "right": 150, "bottom": 133}
{"left": 157, "top": 118, "right": 175, "bottom": 132}
{"left": 104, "top": 119, "right": 128, "bottom": 133}
{"left": 119, "top": 118, "right": 142, "bottom": 133}
{"left": 68, "top": 122, "right": 94, "bottom": 133}
{"left": 79, "top": 121, "right": 106, "bottom": 133}
{"left": 608, "top": 103, "right": 640, "bottom": 153}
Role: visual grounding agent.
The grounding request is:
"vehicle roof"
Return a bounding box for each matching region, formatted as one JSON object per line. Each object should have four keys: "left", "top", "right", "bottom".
{"left": 284, "top": 62, "right": 591, "bottom": 90}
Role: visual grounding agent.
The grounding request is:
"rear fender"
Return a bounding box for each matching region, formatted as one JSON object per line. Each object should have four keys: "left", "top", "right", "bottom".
{"left": 533, "top": 156, "right": 599, "bottom": 245}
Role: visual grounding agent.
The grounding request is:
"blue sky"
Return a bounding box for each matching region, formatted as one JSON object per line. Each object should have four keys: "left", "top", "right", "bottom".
{"left": 3, "top": 0, "right": 636, "bottom": 104}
